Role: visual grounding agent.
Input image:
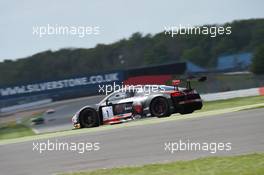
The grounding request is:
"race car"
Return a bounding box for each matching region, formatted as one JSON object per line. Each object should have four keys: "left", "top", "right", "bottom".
{"left": 31, "top": 117, "right": 45, "bottom": 125}
{"left": 72, "top": 77, "right": 206, "bottom": 128}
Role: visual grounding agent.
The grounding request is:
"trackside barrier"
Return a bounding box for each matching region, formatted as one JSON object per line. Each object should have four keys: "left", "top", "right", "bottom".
{"left": 259, "top": 87, "right": 264, "bottom": 96}
{"left": 201, "top": 87, "right": 264, "bottom": 101}
{"left": 0, "top": 99, "right": 52, "bottom": 113}
{"left": 0, "top": 87, "right": 263, "bottom": 115}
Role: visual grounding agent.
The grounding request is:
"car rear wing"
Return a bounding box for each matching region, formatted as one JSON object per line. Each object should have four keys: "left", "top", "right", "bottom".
{"left": 172, "top": 76, "right": 207, "bottom": 90}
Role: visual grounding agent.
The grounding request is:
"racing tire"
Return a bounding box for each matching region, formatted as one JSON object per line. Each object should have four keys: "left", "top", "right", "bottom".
{"left": 150, "top": 97, "right": 170, "bottom": 118}
{"left": 79, "top": 108, "right": 100, "bottom": 128}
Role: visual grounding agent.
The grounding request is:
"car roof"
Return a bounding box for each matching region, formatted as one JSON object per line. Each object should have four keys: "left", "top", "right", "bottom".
{"left": 110, "top": 85, "right": 185, "bottom": 93}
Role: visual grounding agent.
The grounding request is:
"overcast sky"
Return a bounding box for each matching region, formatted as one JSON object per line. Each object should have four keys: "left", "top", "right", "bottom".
{"left": 0, "top": 0, "right": 264, "bottom": 61}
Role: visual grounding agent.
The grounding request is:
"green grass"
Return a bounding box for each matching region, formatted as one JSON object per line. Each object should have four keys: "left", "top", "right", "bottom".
{"left": 0, "top": 111, "right": 43, "bottom": 140}
{"left": 62, "top": 153, "right": 264, "bottom": 175}
{"left": 201, "top": 95, "right": 264, "bottom": 112}
{"left": 0, "top": 122, "right": 35, "bottom": 140}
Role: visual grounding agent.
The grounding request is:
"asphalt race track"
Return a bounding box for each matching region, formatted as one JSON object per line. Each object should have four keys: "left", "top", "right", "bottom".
{"left": 0, "top": 108, "right": 264, "bottom": 175}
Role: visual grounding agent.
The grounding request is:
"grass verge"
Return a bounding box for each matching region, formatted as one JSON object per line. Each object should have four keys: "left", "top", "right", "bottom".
{"left": 0, "top": 122, "right": 35, "bottom": 140}
{"left": 61, "top": 153, "right": 264, "bottom": 175}
{"left": 201, "top": 95, "right": 264, "bottom": 112}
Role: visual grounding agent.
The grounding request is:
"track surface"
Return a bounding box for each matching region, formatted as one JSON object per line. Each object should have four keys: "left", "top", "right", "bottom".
{"left": 0, "top": 108, "right": 264, "bottom": 175}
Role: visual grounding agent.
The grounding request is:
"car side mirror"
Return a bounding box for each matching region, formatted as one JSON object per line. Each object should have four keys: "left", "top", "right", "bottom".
{"left": 105, "top": 99, "right": 113, "bottom": 105}
{"left": 106, "top": 99, "right": 109, "bottom": 105}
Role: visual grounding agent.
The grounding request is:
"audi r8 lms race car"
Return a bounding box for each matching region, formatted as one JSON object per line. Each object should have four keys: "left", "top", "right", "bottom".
{"left": 72, "top": 77, "right": 206, "bottom": 128}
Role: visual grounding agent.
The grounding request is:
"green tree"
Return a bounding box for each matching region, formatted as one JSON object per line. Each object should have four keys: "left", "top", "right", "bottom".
{"left": 181, "top": 46, "right": 207, "bottom": 66}
{"left": 251, "top": 44, "right": 264, "bottom": 74}
{"left": 0, "top": 19, "right": 263, "bottom": 85}
{"left": 144, "top": 42, "right": 170, "bottom": 64}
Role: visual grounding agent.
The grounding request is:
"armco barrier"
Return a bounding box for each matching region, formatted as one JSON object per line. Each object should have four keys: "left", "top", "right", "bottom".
{"left": 0, "top": 99, "right": 52, "bottom": 113}
{"left": 201, "top": 87, "right": 264, "bottom": 101}
{"left": 259, "top": 87, "right": 264, "bottom": 96}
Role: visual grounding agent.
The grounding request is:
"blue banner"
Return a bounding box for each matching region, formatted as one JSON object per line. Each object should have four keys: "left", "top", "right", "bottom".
{"left": 0, "top": 71, "right": 124, "bottom": 99}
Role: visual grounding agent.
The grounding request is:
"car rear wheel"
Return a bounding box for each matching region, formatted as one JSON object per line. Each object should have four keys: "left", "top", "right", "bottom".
{"left": 150, "top": 97, "right": 170, "bottom": 118}
{"left": 79, "top": 108, "right": 100, "bottom": 128}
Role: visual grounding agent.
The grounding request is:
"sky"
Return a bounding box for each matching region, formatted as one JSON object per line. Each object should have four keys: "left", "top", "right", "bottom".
{"left": 0, "top": 0, "right": 264, "bottom": 61}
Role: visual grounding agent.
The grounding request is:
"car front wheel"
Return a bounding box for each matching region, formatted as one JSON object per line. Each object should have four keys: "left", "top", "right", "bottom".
{"left": 79, "top": 108, "right": 100, "bottom": 128}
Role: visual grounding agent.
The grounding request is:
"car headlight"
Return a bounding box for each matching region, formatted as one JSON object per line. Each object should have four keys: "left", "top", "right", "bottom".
{"left": 72, "top": 114, "right": 78, "bottom": 124}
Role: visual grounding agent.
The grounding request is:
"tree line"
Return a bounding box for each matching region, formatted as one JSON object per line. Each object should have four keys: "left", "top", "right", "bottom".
{"left": 1, "top": 18, "right": 264, "bottom": 86}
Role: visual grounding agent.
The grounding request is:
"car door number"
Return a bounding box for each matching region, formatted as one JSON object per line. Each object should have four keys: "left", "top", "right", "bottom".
{"left": 102, "top": 106, "right": 114, "bottom": 119}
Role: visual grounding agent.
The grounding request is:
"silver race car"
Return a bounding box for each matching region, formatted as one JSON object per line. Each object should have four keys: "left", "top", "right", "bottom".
{"left": 72, "top": 77, "right": 206, "bottom": 128}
